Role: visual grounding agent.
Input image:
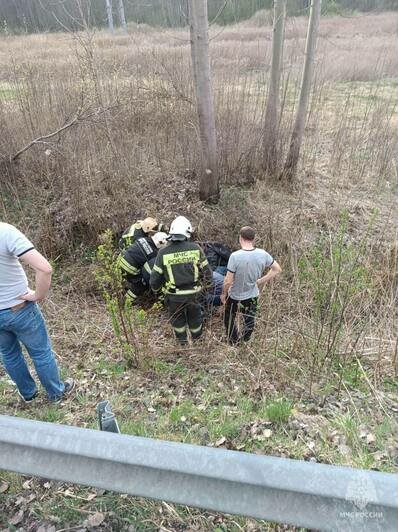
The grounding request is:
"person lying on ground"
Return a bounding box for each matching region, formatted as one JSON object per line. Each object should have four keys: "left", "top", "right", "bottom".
{"left": 199, "top": 270, "right": 225, "bottom": 315}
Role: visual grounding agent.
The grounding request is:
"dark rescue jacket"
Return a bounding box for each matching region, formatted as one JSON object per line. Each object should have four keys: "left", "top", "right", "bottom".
{"left": 118, "top": 222, "right": 147, "bottom": 251}
{"left": 118, "top": 237, "right": 158, "bottom": 281}
{"left": 150, "top": 239, "right": 212, "bottom": 301}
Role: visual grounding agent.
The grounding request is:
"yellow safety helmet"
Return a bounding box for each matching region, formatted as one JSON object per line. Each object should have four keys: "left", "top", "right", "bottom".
{"left": 141, "top": 217, "right": 159, "bottom": 234}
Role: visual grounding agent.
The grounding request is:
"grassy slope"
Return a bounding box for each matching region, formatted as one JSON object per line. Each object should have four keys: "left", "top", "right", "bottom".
{"left": 0, "top": 277, "right": 397, "bottom": 530}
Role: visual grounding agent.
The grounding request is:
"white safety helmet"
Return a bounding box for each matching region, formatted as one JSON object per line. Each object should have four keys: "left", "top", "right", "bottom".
{"left": 151, "top": 232, "right": 168, "bottom": 249}
{"left": 168, "top": 216, "right": 193, "bottom": 240}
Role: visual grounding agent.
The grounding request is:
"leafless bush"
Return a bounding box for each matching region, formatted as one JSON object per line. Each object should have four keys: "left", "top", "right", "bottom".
{"left": 0, "top": 12, "right": 397, "bottom": 258}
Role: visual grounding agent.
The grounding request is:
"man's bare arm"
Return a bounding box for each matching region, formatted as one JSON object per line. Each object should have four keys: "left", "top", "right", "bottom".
{"left": 19, "top": 249, "right": 53, "bottom": 301}
{"left": 221, "top": 271, "right": 234, "bottom": 304}
{"left": 257, "top": 261, "right": 282, "bottom": 289}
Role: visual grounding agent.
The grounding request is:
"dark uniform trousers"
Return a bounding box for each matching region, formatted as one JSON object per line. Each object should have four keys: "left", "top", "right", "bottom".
{"left": 126, "top": 277, "right": 147, "bottom": 301}
{"left": 167, "top": 296, "right": 203, "bottom": 344}
{"left": 224, "top": 296, "right": 258, "bottom": 344}
{"left": 150, "top": 239, "right": 212, "bottom": 344}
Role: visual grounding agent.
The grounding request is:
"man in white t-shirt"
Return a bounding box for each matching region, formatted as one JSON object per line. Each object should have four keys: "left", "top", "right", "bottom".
{"left": 221, "top": 226, "right": 282, "bottom": 344}
{"left": 0, "top": 222, "right": 74, "bottom": 403}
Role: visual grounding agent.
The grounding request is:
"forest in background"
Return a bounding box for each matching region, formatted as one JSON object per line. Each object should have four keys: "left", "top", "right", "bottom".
{"left": 0, "top": 0, "right": 397, "bottom": 33}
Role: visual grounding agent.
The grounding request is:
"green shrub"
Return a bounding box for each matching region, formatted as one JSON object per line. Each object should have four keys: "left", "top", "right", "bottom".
{"left": 94, "top": 229, "right": 150, "bottom": 367}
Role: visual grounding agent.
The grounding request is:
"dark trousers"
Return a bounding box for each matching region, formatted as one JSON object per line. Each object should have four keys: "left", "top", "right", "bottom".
{"left": 125, "top": 265, "right": 154, "bottom": 302}
{"left": 125, "top": 276, "right": 146, "bottom": 301}
{"left": 167, "top": 297, "right": 203, "bottom": 344}
{"left": 224, "top": 296, "right": 258, "bottom": 344}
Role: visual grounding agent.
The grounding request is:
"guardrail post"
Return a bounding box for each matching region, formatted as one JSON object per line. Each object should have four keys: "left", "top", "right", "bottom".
{"left": 97, "top": 400, "right": 120, "bottom": 433}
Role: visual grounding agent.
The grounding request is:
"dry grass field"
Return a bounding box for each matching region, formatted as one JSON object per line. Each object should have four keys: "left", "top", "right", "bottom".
{"left": 0, "top": 11, "right": 397, "bottom": 247}
{"left": 0, "top": 10, "right": 398, "bottom": 531}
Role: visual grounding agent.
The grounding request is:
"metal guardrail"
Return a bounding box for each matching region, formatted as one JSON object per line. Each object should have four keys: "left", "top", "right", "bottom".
{"left": 0, "top": 414, "right": 397, "bottom": 531}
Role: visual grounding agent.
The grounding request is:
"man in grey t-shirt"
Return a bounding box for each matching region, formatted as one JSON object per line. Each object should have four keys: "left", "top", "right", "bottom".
{"left": 0, "top": 222, "right": 74, "bottom": 403}
{"left": 221, "top": 226, "right": 282, "bottom": 344}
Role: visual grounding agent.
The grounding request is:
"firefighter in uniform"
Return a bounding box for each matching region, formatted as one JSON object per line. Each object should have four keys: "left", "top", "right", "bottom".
{"left": 119, "top": 217, "right": 161, "bottom": 251}
{"left": 119, "top": 232, "right": 168, "bottom": 302}
{"left": 150, "top": 216, "right": 212, "bottom": 344}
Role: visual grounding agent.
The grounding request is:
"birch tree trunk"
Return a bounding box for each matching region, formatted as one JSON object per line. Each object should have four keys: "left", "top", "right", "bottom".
{"left": 282, "top": 0, "right": 322, "bottom": 182}
{"left": 188, "top": 0, "right": 219, "bottom": 202}
{"left": 105, "top": 0, "right": 114, "bottom": 33}
{"left": 116, "top": 0, "right": 127, "bottom": 32}
{"left": 263, "top": 0, "right": 286, "bottom": 176}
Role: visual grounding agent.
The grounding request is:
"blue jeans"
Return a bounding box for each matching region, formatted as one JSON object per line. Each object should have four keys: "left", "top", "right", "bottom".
{"left": 0, "top": 302, "right": 65, "bottom": 401}
{"left": 205, "top": 271, "right": 225, "bottom": 307}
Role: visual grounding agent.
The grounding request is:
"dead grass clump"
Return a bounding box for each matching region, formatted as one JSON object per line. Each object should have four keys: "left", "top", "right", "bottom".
{"left": 318, "top": 11, "right": 398, "bottom": 39}
{"left": 242, "top": 8, "right": 273, "bottom": 28}
{"left": 376, "top": 242, "right": 398, "bottom": 297}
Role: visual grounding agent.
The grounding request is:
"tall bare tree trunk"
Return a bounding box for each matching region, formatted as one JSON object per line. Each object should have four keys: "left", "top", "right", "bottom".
{"left": 282, "top": 0, "right": 322, "bottom": 182}
{"left": 263, "top": 0, "right": 286, "bottom": 176}
{"left": 105, "top": 0, "right": 114, "bottom": 33}
{"left": 116, "top": 0, "right": 127, "bottom": 32}
{"left": 188, "top": 0, "right": 219, "bottom": 202}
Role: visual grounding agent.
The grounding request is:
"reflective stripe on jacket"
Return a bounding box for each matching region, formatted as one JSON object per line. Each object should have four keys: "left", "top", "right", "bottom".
{"left": 119, "top": 237, "right": 158, "bottom": 280}
{"left": 150, "top": 240, "right": 212, "bottom": 299}
{"left": 118, "top": 222, "right": 147, "bottom": 250}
